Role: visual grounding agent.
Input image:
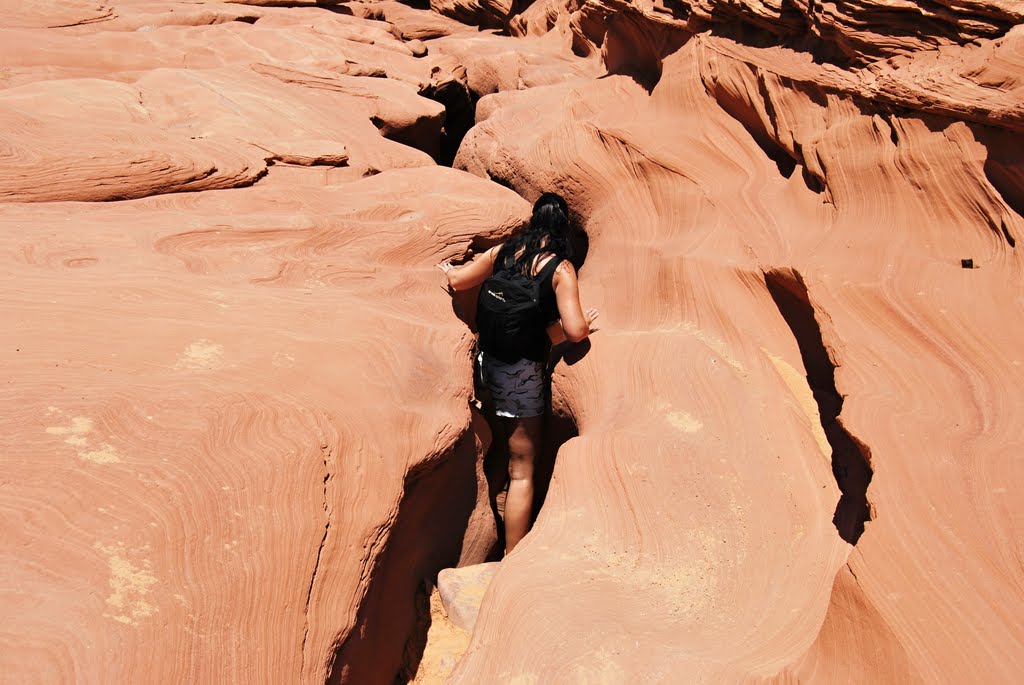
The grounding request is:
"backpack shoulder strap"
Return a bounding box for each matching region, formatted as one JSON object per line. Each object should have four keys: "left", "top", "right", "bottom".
{"left": 535, "top": 254, "right": 563, "bottom": 282}
{"left": 493, "top": 245, "right": 515, "bottom": 275}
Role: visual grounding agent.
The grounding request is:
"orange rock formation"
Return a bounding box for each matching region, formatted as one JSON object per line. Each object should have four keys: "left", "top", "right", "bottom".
{"left": 1, "top": 1, "right": 1021, "bottom": 683}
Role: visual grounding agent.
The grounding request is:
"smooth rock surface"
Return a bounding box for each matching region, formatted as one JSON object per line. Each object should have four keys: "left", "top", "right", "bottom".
{"left": 0, "top": 167, "right": 524, "bottom": 683}
{"left": 449, "top": 3, "right": 1024, "bottom": 684}
{"left": 0, "top": 5, "right": 525, "bottom": 683}
{"left": 2, "top": 1, "right": 1023, "bottom": 684}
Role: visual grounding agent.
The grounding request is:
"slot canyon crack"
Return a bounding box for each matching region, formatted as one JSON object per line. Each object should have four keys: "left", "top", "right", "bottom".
{"left": 3, "top": 1, "right": 1022, "bottom": 683}
{"left": 301, "top": 442, "right": 334, "bottom": 677}
{"left": 765, "top": 268, "right": 874, "bottom": 544}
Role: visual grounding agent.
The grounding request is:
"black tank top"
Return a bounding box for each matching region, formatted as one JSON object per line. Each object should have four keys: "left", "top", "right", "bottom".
{"left": 535, "top": 256, "right": 560, "bottom": 327}
{"left": 520, "top": 255, "right": 560, "bottom": 363}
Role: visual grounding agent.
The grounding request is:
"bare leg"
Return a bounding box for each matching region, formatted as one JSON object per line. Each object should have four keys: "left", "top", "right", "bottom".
{"left": 483, "top": 417, "right": 510, "bottom": 556}
{"left": 484, "top": 418, "right": 510, "bottom": 506}
{"left": 503, "top": 415, "right": 544, "bottom": 554}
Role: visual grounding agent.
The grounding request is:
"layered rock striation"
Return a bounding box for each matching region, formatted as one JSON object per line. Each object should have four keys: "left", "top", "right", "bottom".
{"left": 450, "top": 1, "right": 1024, "bottom": 683}
{"left": 1, "top": 1, "right": 1022, "bottom": 684}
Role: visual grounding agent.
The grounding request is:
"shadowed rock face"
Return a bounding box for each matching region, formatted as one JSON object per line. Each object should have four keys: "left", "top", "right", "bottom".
{"left": 2, "top": 1, "right": 1022, "bottom": 684}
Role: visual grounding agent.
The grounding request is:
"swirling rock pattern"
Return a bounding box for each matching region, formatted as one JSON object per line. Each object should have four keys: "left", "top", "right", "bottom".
{"left": 1, "top": 166, "right": 530, "bottom": 682}
{"left": 0, "top": 3, "right": 533, "bottom": 682}
{"left": 1, "top": 167, "right": 528, "bottom": 682}
{"left": 450, "top": 2, "right": 1024, "bottom": 683}
{"left": 2, "top": 1, "right": 1023, "bottom": 684}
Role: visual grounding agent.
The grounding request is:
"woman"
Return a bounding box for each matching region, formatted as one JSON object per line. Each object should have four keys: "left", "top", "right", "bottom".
{"left": 438, "top": 193, "right": 598, "bottom": 554}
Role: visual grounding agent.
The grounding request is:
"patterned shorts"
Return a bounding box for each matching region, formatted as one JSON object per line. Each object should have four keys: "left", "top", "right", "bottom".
{"left": 476, "top": 350, "right": 546, "bottom": 418}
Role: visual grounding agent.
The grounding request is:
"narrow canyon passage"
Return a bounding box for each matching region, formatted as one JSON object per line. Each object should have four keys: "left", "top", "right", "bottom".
{"left": 1, "top": 2, "right": 1022, "bottom": 685}
{"left": 764, "top": 269, "right": 874, "bottom": 545}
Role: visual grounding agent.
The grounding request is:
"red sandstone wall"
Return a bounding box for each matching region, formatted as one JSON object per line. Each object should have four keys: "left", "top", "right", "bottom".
{"left": 1, "top": 1, "right": 1021, "bottom": 683}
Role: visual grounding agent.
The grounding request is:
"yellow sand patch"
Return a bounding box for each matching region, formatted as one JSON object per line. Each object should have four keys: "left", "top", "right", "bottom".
{"left": 571, "top": 649, "right": 626, "bottom": 684}
{"left": 764, "top": 349, "right": 831, "bottom": 459}
{"left": 653, "top": 399, "right": 703, "bottom": 433}
{"left": 662, "top": 320, "right": 747, "bottom": 376}
{"left": 81, "top": 444, "right": 124, "bottom": 465}
{"left": 95, "top": 543, "right": 158, "bottom": 625}
{"left": 410, "top": 587, "right": 471, "bottom": 684}
{"left": 175, "top": 339, "right": 225, "bottom": 370}
{"left": 505, "top": 674, "right": 540, "bottom": 685}
{"left": 666, "top": 409, "right": 703, "bottom": 433}
{"left": 46, "top": 415, "right": 93, "bottom": 438}
{"left": 272, "top": 351, "right": 296, "bottom": 368}
{"left": 46, "top": 414, "right": 123, "bottom": 464}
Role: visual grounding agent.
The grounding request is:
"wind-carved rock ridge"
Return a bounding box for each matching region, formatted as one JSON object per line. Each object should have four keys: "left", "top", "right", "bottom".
{"left": 2, "top": 1, "right": 1023, "bottom": 683}
{"left": 447, "top": 5, "right": 1024, "bottom": 682}
{"left": 0, "top": 146, "right": 529, "bottom": 684}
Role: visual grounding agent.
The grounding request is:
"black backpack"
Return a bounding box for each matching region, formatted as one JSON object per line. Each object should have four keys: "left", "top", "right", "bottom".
{"left": 477, "top": 254, "right": 559, "bottom": 364}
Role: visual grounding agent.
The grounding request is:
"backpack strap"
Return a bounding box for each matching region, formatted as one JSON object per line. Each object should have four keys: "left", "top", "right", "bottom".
{"left": 537, "top": 254, "right": 563, "bottom": 280}
{"left": 494, "top": 245, "right": 514, "bottom": 274}
{"left": 497, "top": 249, "right": 564, "bottom": 277}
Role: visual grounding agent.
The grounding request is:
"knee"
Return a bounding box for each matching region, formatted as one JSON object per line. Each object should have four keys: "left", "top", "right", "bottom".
{"left": 508, "top": 431, "right": 537, "bottom": 459}
{"left": 508, "top": 457, "right": 534, "bottom": 482}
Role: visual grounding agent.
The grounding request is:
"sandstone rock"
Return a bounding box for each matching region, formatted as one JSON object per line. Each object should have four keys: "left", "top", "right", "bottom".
{"left": 788, "top": 0, "right": 1024, "bottom": 61}
{"left": 0, "top": 4, "right": 532, "bottom": 682}
{"left": 3, "top": 1, "right": 1023, "bottom": 683}
{"left": 408, "top": 38, "right": 429, "bottom": 56}
{"left": 269, "top": 139, "right": 349, "bottom": 166}
{"left": 450, "top": 22, "right": 1024, "bottom": 684}
{"left": 8, "top": 0, "right": 115, "bottom": 29}
{"left": 0, "top": 166, "right": 528, "bottom": 683}
{"left": 348, "top": 0, "right": 476, "bottom": 41}
{"left": 0, "top": 6, "right": 460, "bottom": 202}
{"left": 430, "top": 0, "right": 514, "bottom": 31}
{"left": 437, "top": 562, "right": 501, "bottom": 631}
{"left": 430, "top": 29, "right": 599, "bottom": 97}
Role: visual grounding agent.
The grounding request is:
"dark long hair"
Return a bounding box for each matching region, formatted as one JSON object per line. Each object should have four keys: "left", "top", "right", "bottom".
{"left": 498, "top": 192, "right": 572, "bottom": 276}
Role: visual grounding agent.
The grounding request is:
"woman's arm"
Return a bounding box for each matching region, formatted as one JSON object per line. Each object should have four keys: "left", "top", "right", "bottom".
{"left": 437, "top": 245, "right": 502, "bottom": 291}
{"left": 552, "top": 261, "right": 598, "bottom": 343}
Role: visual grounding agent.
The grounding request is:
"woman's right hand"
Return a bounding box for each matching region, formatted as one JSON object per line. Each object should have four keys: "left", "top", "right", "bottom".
{"left": 584, "top": 307, "right": 600, "bottom": 333}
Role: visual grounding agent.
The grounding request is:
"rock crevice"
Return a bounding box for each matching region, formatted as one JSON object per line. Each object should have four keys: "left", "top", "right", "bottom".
{"left": 765, "top": 268, "right": 874, "bottom": 545}
{"left": 3, "top": 1, "right": 1023, "bottom": 683}
{"left": 301, "top": 443, "right": 335, "bottom": 676}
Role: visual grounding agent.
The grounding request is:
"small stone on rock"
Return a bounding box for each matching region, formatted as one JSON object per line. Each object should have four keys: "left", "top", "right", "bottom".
{"left": 408, "top": 39, "right": 428, "bottom": 58}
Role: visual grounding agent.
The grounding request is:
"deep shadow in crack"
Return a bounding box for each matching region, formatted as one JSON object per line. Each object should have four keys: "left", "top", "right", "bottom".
{"left": 421, "top": 78, "right": 478, "bottom": 167}
{"left": 246, "top": 1, "right": 352, "bottom": 13}
{"left": 764, "top": 268, "right": 873, "bottom": 545}
{"left": 533, "top": 387, "right": 580, "bottom": 519}
{"left": 706, "top": 78, "right": 840, "bottom": 196}
{"left": 325, "top": 424, "right": 481, "bottom": 685}
{"left": 973, "top": 124, "right": 1023, "bottom": 248}
{"left": 602, "top": 8, "right": 690, "bottom": 92}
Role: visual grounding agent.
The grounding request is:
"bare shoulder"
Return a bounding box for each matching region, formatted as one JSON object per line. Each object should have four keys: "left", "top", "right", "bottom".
{"left": 483, "top": 244, "right": 503, "bottom": 262}
{"left": 553, "top": 259, "right": 577, "bottom": 286}
{"left": 555, "top": 259, "right": 576, "bottom": 276}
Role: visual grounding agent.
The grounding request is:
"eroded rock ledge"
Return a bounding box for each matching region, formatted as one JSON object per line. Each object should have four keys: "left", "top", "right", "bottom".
{"left": 1, "top": 1, "right": 1022, "bottom": 684}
